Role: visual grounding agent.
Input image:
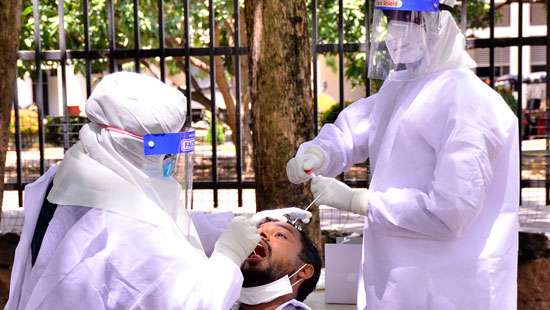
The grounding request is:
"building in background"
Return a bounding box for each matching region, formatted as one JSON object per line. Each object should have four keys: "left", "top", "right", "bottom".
{"left": 468, "top": 1, "right": 546, "bottom": 83}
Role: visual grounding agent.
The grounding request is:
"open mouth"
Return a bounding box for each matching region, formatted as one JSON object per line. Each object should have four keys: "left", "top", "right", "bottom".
{"left": 246, "top": 241, "right": 269, "bottom": 263}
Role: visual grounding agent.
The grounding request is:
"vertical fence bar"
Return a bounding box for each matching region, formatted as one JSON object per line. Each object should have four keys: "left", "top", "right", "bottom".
{"left": 13, "top": 80, "right": 23, "bottom": 207}
{"left": 183, "top": 0, "right": 193, "bottom": 209}
{"left": 158, "top": 0, "right": 166, "bottom": 82}
{"left": 209, "top": 0, "right": 219, "bottom": 208}
{"left": 312, "top": 0, "right": 319, "bottom": 135}
{"left": 364, "top": 0, "right": 370, "bottom": 97}
{"left": 460, "top": 0, "right": 468, "bottom": 33}
{"left": 107, "top": 0, "right": 116, "bottom": 73}
{"left": 489, "top": 0, "right": 495, "bottom": 87}
{"left": 338, "top": 0, "right": 344, "bottom": 109}
{"left": 546, "top": 0, "right": 550, "bottom": 205}
{"left": 59, "top": 0, "right": 70, "bottom": 151}
{"left": 83, "top": 0, "right": 92, "bottom": 97}
{"left": 32, "top": 0, "right": 45, "bottom": 175}
{"left": 133, "top": 0, "right": 141, "bottom": 72}
{"left": 233, "top": 0, "right": 243, "bottom": 207}
{"left": 364, "top": 0, "right": 371, "bottom": 182}
{"left": 183, "top": 0, "right": 192, "bottom": 125}
{"left": 518, "top": 0, "right": 523, "bottom": 205}
{"left": 338, "top": 0, "right": 345, "bottom": 181}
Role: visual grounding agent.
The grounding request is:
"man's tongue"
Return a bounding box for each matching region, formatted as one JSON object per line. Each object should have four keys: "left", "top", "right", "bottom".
{"left": 246, "top": 244, "right": 267, "bottom": 263}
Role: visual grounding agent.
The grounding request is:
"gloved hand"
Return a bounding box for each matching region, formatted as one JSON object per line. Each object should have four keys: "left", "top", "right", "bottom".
{"left": 252, "top": 207, "right": 313, "bottom": 226}
{"left": 211, "top": 216, "right": 261, "bottom": 266}
{"left": 311, "top": 175, "right": 370, "bottom": 216}
{"left": 286, "top": 146, "right": 326, "bottom": 184}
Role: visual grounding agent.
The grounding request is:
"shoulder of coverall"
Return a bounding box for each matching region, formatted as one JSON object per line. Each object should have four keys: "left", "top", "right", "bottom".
{"left": 341, "top": 94, "right": 379, "bottom": 114}
{"left": 415, "top": 68, "right": 505, "bottom": 110}
{"left": 442, "top": 68, "right": 516, "bottom": 120}
{"left": 404, "top": 68, "right": 516, "bottom": 143}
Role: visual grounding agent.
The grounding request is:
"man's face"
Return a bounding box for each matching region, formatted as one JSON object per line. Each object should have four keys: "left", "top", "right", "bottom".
{"left": 241, "top": 221, "right": 302, "bottom": 288}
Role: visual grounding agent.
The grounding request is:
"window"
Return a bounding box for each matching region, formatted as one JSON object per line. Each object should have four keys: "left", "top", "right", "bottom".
{"left": 530, "top": 3, "right": 546, "bottom": 26}
{"left": 530, "top": 46, "right": 546, "bottom": 73}
{"left": 496, "top": 4, "right": 511, "bottom": 27}
{"left": 468, "top": 47, "right": 510, "bottom": 67}
{"left": 531, "top": 65, "right": 546, "bottom": 72}
{"left": 468, "top": 47, "right": 511, "bottom": 79}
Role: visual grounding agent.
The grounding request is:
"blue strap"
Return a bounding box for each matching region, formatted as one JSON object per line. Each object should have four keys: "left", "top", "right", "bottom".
{"left": 375, "top": 0, "right": 439, "bottom": 12}
{"left": 143, "top": 130, "right": 195, "bottom": 155}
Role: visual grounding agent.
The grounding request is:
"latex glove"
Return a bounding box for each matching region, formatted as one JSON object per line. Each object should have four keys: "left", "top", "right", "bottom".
{"left": 286, "top": 146, "right": 326, "bottom": 184}
{"left": 252, "top": 207, "right": 313, "bottom": 226}
{"left": 311, "top": 175, "right": 370, "bottom": 216}
{"left": 211, "top": 216, "right": 261, "bottom": 266}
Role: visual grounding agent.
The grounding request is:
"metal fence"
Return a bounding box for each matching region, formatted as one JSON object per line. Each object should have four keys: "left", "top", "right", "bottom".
{"left": 8, "top": 0, "right": 550, "bottom": 217}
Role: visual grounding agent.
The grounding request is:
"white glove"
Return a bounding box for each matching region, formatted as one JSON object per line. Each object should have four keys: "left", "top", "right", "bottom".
{"left": 252, "top": 207, "right": 313, "bottom": 225}
{"left": 311, "top": 175, "right": 370, "bottom": 216}
{"left": 286, "top": 146, "right": 326, "bottom": 184}
{"left": 211, "top": 216, "right": 261, "bottom": 266}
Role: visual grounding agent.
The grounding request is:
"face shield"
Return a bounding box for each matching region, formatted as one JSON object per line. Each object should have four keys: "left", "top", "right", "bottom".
{"left": 368, "top": 0, "right": 444, "bottom": 81}
{"left": 143, "top": 129, "right": 195, "bottom": 210}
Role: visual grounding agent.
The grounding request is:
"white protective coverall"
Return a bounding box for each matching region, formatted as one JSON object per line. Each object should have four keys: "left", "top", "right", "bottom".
{"left": 295, "top": 11, "right": 519, "bottom": 310}
{"left": 6, "top": 72, "right": 249, "bottom": 310}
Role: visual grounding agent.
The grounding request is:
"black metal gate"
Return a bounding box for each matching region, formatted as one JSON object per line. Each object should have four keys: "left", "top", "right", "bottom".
{"left": 9, "top": 0, "right": 550, "bottom": 211}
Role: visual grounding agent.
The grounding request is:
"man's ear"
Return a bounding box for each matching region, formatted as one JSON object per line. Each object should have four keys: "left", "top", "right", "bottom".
{"left": 296, "top": 264, "right": 314, "bottom": 282}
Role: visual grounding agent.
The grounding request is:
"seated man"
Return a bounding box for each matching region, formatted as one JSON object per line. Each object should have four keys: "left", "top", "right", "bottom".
{"left": 234, "top": 220, "right": 323, "bottom": 310}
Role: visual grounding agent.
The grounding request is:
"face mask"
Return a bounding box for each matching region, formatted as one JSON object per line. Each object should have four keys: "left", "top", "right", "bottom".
{"left": 238, "top": 264, "right": 306, "bottom": 305}
{"left": 162, "top": 155, "right": 176, "bottom": 177}
{"left": 385, "top": 20, "right": 425, "bottom": 64}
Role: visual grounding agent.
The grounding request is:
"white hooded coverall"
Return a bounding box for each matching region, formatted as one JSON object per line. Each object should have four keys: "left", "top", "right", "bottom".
{"left": 297, "top": 12, "right": 519, "bottom": 310}
{"left": 6, "top": 73, "right": 243, "bottom": 310}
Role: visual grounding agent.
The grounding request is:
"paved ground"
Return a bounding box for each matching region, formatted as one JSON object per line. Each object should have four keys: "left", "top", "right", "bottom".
{"left": 305, "top": 290, "right": 356, "bottom": 310}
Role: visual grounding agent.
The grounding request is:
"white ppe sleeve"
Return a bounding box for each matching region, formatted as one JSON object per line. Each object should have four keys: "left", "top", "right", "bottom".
{"left": 366, "top": 119, "right": 511, "bottom": 240}
{"left": 131, "top": 255, "right": 243, "bottom": 309}
{"left": 297, "top": 96, "right": 376, "bottom": 177}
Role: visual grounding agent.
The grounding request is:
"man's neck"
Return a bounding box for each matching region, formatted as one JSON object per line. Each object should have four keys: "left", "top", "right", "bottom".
{"left": 240, "top": 294, "right": 295, "bottom": 310}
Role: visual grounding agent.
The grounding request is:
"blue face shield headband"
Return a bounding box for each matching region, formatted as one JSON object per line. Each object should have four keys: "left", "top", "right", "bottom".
{"left": 143, "top": 130, "right": 195, "bottom": 177}
{"left": 374, "top": 0, "right": 440, "bottom": 12}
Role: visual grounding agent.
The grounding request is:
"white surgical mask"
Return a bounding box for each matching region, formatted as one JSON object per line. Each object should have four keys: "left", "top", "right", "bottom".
{"left": 385, "top": 21, "right": 426, "bottom": 64}
{"left": 238, "top": 264, "right": 306, "bottom": 305}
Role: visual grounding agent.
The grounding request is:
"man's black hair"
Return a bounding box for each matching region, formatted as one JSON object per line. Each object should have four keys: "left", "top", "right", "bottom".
{"left": 295, "top": 230, "right": 323, "bottom": 302}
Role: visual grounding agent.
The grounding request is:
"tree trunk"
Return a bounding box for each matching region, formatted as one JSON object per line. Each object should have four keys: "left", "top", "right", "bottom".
{"left": 245, "top": 0, "right": 320, "bottom": 246}
{"left": 0, "top": 1, "right": 23, "bottom": 216}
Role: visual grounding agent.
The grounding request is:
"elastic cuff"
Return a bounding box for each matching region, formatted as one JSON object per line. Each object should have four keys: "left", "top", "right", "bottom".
{"left": 303, "top": 145, "right": 329, "bottom": 174}
{"left": 350, "top": 189, "right": 370, "bottom": 216}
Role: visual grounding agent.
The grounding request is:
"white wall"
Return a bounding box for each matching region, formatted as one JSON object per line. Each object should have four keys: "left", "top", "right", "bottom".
{"left": 468, "top": 2, "right": 546, "bottom": 77}
{"left": 15, "top": 65, "right": 89, "bottom": 116}
{"left": 317, "top": 55, "right": 366, "bottom": 104}
{"left": 17, "top": 75, "right": 33, "bottom": 108}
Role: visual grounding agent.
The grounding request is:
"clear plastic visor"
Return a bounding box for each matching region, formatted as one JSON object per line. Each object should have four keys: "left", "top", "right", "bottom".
{"left": 367, "top": 9, "right": 439, "bottom": 81}
{"left": 144, "top": 130, "right": 195, "bottom": 209}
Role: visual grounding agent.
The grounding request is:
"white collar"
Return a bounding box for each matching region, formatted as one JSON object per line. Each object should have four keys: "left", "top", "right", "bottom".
{"left": 275, "top": 299, "right": 311, "bottom": 310}
{"left": 232, "top": 299, "right": 311, "bottom": 310}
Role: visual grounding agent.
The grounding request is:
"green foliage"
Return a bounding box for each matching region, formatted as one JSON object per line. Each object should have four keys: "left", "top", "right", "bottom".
{"left": 10, "top": 107, "right": 39, "bottom": 136}
{"left": 19, "top": 0, "right": 241, "bottom": 77}
{"left": 205, "top": 123, "right": 225, "bottom": 144}
{"left": 19, "top": 0, "right": 495, "bottom": 93}
{"left": 314, "top": 0, "right": 368, "bottom": 88}
{"left": 320, "top": 101, "right": 352, "bottom": 125}
{"left": 44, "top": 116, "right": 88, "bottom": 147}
{"left": 318, "top": 93, "right": 337, "bottom": 112}
{"left": 496, "top": 86, "right": 519, "bottom": 116}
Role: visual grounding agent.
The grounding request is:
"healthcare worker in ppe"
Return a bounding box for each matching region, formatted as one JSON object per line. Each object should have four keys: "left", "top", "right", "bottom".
{"left": 287, "top": 0, "right": 519, "bottom": 309}
{"left": 7, "top": 72, "right": 266, "bottom": 309}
